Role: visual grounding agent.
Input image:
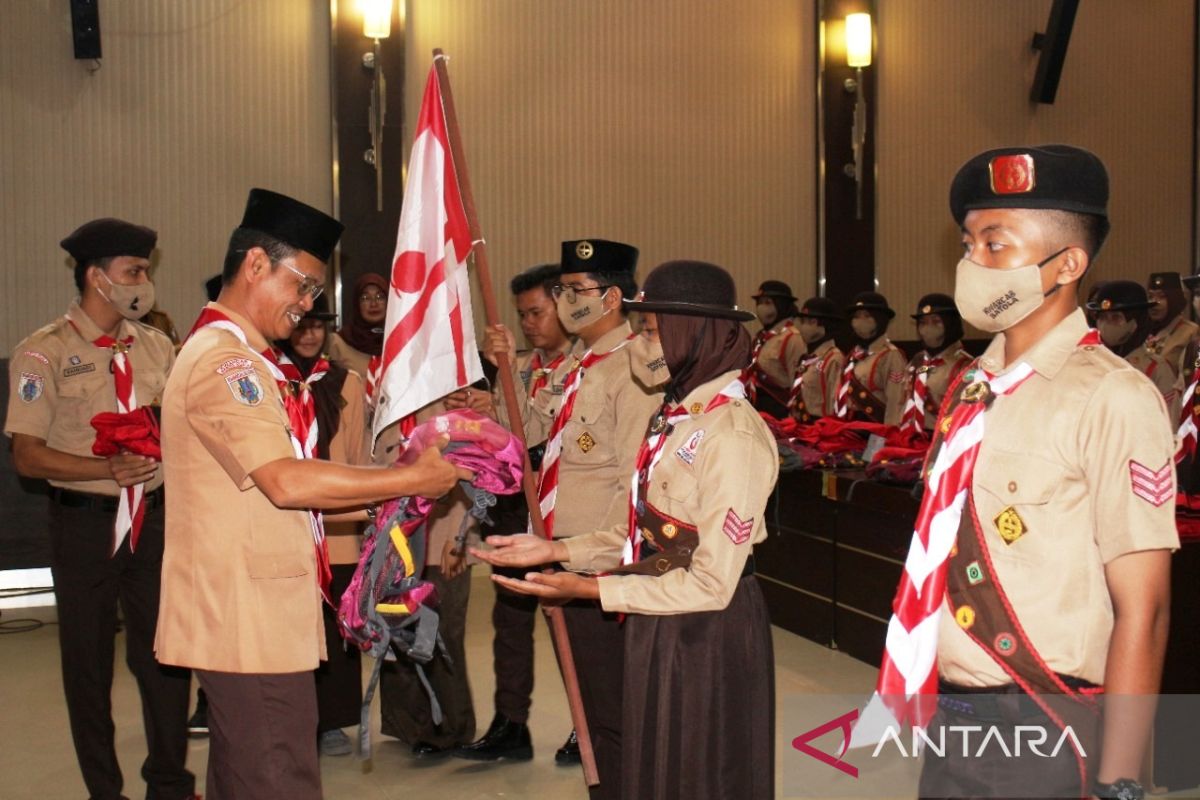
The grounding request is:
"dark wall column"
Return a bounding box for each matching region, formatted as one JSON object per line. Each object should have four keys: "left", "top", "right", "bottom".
{"left": 329, "top": 1, "right": 406, "bottom": 325}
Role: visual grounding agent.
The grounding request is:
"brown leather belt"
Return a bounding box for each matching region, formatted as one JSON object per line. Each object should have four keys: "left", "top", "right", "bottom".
{"left": 49, "top": 486, "right": 165, "bottom": 513}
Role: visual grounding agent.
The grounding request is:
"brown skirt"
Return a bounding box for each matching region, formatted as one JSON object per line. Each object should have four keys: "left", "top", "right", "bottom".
{"left": 620, "top": 574, "right": 775, "bottom": 800}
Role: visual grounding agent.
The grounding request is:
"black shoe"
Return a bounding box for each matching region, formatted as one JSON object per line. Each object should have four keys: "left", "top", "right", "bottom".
{"left": 452, "top": 713, "right": 533, "bottom": 761}
{"left": 186, "top": 706, "right": 208, "bottom": 738}
{"left": 555, "top": 729, "right": 581, "bottom": 765}
{"left": 412, "top": 740, "right": 452, "bottom": 759}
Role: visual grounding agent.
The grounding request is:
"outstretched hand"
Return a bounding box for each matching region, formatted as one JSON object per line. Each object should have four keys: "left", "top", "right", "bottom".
{"left": 491, "top": 571, "right": 600, "bottom": 601}
{"left": 470, "top": 533, "right": 567, "bottom": 568}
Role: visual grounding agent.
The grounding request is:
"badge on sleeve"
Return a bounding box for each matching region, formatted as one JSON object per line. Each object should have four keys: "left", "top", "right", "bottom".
{"left": 722, "top": 508, "right": 753, "bottom": 545}
{"left": 1129, "top": 459, "right": 1173, "bottom": 507}
{"left": 18, "top": 372, "right": 44, "bottom": 403}
{"left": 221, "top": 363, "right": 263, "bottom": 406}
{"left": 24, "top": 350, "right": 51, "bottom": 366}
{"left": 675, "top": 429, "right": 705, "bottom": 465}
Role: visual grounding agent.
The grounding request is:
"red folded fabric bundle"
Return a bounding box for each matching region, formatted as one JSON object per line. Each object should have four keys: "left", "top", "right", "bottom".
{"left": 91, "top": 406, "right": 161, "bottom": 460}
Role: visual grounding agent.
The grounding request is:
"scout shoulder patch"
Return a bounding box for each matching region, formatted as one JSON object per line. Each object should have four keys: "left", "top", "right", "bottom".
{"left": 23, "top": 350, "right": 50, "bottom": 366}
{"left": 675, "top": 429, "right": 705, "bottom": 465}
{"left": 1129, "top": 459, "right": 1172, "bottom": 507}
{"left": 887, "top": 371, "right": 905, "bottom": 384}
{"left": 722, "top": 508, "right": 753, "bottom": 545}
{"left": 222, "top": 364, "right": 264, "bottom": 406}
{"left": 18, "top": 372, "right": 44, "bottom": 403}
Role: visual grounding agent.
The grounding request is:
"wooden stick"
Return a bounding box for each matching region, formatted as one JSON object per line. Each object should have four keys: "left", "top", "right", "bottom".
{"left": 432, "top": 48, "right": 600, "bottom": 788}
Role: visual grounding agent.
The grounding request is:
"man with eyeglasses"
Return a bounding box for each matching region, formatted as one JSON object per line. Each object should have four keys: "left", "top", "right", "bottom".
{"left": 6, "top": 218, "right": 197, "bottom": 800}
{"left": 155, "top": 189, "right": 469, "bottom": 800}
{"left": 481, "top": 239, "right": 662, "bottom": 797}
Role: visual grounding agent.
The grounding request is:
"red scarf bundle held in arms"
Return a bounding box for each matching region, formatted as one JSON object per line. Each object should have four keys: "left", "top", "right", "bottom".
{"left": 188, "top": 307, "right": 333, "bottom": 601}
{"left": 533, "top": 337, "right": 632, "bottom": 539}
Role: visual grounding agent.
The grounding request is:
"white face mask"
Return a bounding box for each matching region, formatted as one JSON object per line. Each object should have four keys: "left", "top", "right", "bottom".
{"left": 97, "top": 271, "right": 155, "bottom": 320}
{"left": 797, "top": 319, "right": 825, "bottom": 344}
{"left": 556, "top": 288, "right": 612, "bottom": 334}
{"left": 1097, "top": 317, "right": 1138, "bottom": 348}
{"left": 850, "top": 317, "right": 877, "bottom": 340}
{"left": 917, "top": 320, "right": 945, "bottom": 350}
{"left": 953, "top": 249, "right": 1067, "bottom": 333}
{"left": 628, "top": 334, "right": 670, "bottom": 388}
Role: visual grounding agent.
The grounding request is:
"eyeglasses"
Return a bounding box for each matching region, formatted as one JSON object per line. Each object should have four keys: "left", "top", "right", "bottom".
{"left": 551, "top": 283, "right": 613, "bottom": 304}
{"left": 359, "top": 292, "right": 386, "bottom": 303}
{"left": 280, "top": 262, "right": 325, "bottom": 300}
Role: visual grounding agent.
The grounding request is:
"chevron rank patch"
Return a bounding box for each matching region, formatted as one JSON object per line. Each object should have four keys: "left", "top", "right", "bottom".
{"left": 1129, "top": 459, "right": 1173, "bottom": 506}
{"left": 722, "top": 508, "right": 753, "bottom": 545}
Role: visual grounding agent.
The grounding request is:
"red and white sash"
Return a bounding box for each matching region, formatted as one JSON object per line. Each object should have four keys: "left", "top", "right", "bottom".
{"left": 533, "top": 336, "right": 632, "bottom": 539}
{"left": 900, "top": 353, "right": 944, "bottom": 434}
{"left": 834, "top": 346, "right": 867, "bottom": 419}
{"left": 189, "top": 307, "right": 333, "bottom": 601}
{"left": 1178, "top": 356, "right": 1200, "bottom": 462}
{"left": 529, "top": 349, "right": 567, "bottom": 399}
{"left": 620, "top": 377, "right": 744, "bottom": 565}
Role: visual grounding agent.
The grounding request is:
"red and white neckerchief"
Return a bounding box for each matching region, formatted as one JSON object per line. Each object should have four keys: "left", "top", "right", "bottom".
{"left": 529, "top": 349, "right": 567, "bottom": 399}
{"left": 364, "top": 355, "right": 382, "bottom": 407}
{"left": 741, "top": 328, "right": 778, "bottom": 401}
{"left": 854, "top": 329, "right": 1100, "bottom": 744}
{"left": 787, "top": 347, "right": 834, "bottom": 410}
{"left": 900, "top": 352, "right": 945, "bottom": 434}
{"left": 189, "top": 307, "right": 333, "bottom": 602}
{"left": 620, "top": 377, "right": 744, "bottom": 565}
{"left": 1177, "top": 355, "right": 1200, "bottom": 462}
{"left": 834, "top": 345, "right": 868, "bottom": 419}
{"left": 533, "top": 335, "right": 633, "bottom": 539}
{"left": 73, "top": 319, "right": 145, "bottom": 555}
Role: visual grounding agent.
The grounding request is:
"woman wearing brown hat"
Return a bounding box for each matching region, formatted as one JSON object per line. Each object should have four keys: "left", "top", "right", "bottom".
{"left": 472, "top": 260, "right": 777, "bottom": 800}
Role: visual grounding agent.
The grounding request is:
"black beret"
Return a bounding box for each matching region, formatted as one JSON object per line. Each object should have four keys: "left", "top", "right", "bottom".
{"left": 911, "top": 293, "right": 959, "bottom": 320}
{"left": 560, "top": 239, "right": 638, "bottom": 274}
{"left": 798, "top": 296, "right": 842, "bottom": 321}
{"left": 240, "top": 188, "right": 344, "bottom": 263}
{"left": 949, "top": 144, "right": 1109, "bottom": 225}
{"left": 751, "top": 280, "right": 797, "bottom": 302}
{"left": 1147, "top": 272, "right": 1183, "bottom": 292}
{"left": 61, "top": 218, "right": 157, "bottom": 263}
{"left": 1085, "top": 279, "right": 1154, "bottom": 314}
{"left": 847, "top": 291, "right": 895, "bottom": 319}
{"left": 204, "top": 274, "right": 223, "bottom": 303}
{"left": 624, "top": 260, "right": 754, "bottom": 321}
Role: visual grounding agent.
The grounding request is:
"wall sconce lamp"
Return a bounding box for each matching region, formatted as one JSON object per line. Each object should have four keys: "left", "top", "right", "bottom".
{"left": 362, "top": 0, "right": 393, "bottom": 211}
{"left": 843, "top": 12, "right": 871, "bottom": 220}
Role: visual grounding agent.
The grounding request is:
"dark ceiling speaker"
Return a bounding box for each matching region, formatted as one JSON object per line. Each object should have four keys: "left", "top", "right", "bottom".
{"left": 69, "top": 0, "right": 102, "bottom": 60}
{"left": 1030, "top": 0, "right": 1079, "bottom": 104}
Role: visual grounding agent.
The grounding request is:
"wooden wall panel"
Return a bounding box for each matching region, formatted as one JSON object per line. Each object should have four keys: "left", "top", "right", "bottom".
{"left": 0, "top": 0, "right": 332, "bottom": 353}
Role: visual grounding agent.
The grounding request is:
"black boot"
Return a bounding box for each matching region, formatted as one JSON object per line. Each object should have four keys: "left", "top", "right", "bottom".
{"left": 452, "top": 713, "right": 533, "bottom": 761}
{"left": 555, "top": 729, "right": 581, "bottom": 765}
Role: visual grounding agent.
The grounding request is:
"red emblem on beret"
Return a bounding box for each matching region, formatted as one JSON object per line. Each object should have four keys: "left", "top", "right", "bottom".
{"left": 989, "top": 154, "right": 1036, "bottom": 195}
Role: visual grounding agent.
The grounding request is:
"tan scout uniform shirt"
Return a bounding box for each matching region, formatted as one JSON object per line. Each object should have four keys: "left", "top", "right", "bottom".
{"left": 495, "top": 344, "right": 580, "bottom": 448}
{"left": 902, "top": 343, "right": 973, "bottom": 430}
{"left": 562, "top": 370, "right": 778, "bottom": 614}
{"left": 326, "top": 331, "right": 374, "bottom": 381}
{"left": 1125, "top": 346, "right": 1182, "bottom": 424}
{"left": 527, "top": 322, "right": 663, "bottom": 539}
{"left": 156, "top": 302, "right": 324, "bottom": 674}
{"left": 325, "top": 368, "right": 368, "bottom": 565}
{"left": 5, "top": 302, "right": 174, "bottom": 495}
{"left": 1144, "top": 313, "right": 1198, "bottom": 380}
{"left": 793, "top": 339, "right": 844, "bottom": 417}
{"left": 853, "top": 335, "right": 909, "bottom": 425}
{"left": 938, "top": 309, "right": 1180, "bottom": 687}
{"left": 752, "top": 319, "right": 806, "bottom": 391}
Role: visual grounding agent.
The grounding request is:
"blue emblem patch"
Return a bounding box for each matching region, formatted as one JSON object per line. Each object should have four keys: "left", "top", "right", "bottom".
{"left": 224, "top": 367, "right": 264, "bottom": 406}
{"left": 18, "top": 372, "right": 44, "bottom": 403}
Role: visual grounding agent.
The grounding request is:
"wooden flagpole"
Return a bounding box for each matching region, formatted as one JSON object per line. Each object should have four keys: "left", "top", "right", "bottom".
{"left": 432, "top": 49, "right": 599, "bottom": 788}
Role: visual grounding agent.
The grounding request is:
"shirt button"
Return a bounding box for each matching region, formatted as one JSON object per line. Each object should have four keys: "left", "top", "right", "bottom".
{"left": 1007, "top": 481, "right": 1017, "bottom": 493}
{"left": 661, "top": 481, "right": 668, "bottom": 489}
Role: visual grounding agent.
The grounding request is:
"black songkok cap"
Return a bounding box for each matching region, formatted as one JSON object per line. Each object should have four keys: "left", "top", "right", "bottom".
{"left": 240, "top": 188, "right": 344, "bottom": 263}
{"left": 949, "top": 144, "right": 1109, "bottom": 225}
{"left": 60, "top": 218, "right": 157, "bottom": 263}
{"left": 560, "top": 239, "right": 638, "bottom": 274}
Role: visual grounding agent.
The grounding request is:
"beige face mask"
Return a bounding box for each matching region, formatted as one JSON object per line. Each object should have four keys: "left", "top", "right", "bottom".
{"left": 953, "top": 249, "right": 1067, "bottom": 334}
{"left": 556, "top": 288, "right": 611, "bottom": 334}
{"left": 797, "top": 319, "right": 825, "bottom": 344}
{"left": 1097, "top": 317, "right": 1137, "bottom": 348}
{"left": 629, "top": 333, "right": 670, "bottom": 388}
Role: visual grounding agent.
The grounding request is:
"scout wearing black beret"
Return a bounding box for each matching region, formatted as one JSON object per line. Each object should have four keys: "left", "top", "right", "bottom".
{"left": 62, "top": 218, "right": 158, "bottom": 291}
{"left": 624, "top": 260, "right": 754, "bottom": 321}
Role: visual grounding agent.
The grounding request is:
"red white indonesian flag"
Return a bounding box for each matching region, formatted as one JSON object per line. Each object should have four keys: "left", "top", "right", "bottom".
{"left": 372, "top": 63, "right": 483, "bottom": 442}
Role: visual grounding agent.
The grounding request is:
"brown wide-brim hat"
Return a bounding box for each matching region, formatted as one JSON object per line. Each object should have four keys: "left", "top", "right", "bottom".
{"left": 624, "top": 260, "right": 755, "bottom": 321}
